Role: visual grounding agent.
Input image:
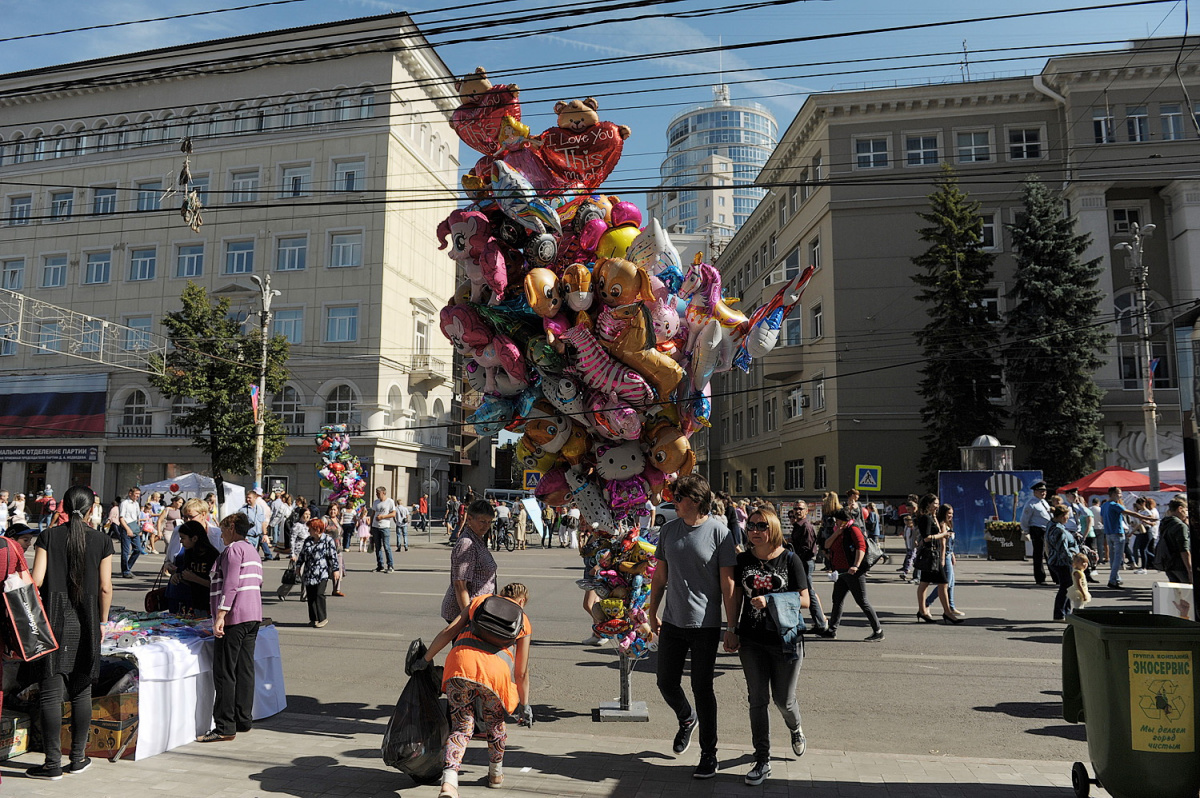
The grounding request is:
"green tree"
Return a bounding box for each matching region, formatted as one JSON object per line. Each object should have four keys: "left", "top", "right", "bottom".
{"left": 912, "top": 168, "right": 1006, "bottom": 488}
{"left": 149, "top": 282, "right": 290, "bottom": 491}
{"left": 1003, "top": 177, "right": 1109, "bottom": 486}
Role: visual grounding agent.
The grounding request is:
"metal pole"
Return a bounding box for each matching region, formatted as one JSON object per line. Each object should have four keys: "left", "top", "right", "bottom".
{"left": 619, "top": 654, "right": 632, "bottom": 711}
{"left": 250, "top": 274, "right": 276, "bottom": 492}
{"left": 1117, "top": 224, "right": 1160, "bottom": 490}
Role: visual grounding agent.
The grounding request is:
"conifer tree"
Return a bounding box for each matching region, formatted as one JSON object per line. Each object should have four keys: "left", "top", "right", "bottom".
{"left": 1004, "top": 178, "right": 1109, "bottom": 486}
{"left": 912, "top": 168, "right": 1005, "bottom": 489}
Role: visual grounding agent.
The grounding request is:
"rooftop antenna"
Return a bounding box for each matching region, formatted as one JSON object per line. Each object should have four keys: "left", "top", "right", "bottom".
{"left": 714, "top": 36, "right": 730, "bottom": 107}
{"left": 961, "top": 39, "right": 971, "bottom": 82}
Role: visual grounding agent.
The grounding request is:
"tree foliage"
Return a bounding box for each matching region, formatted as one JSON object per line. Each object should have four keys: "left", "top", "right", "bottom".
{"left": 912, "top": 168, "right": 1006, "bottom": 489}
{"left": 149, "top": 281, "right": 291, "bottom": 482}
{"left": 1003, "top": 178, "right": 1109, "bottom": 486}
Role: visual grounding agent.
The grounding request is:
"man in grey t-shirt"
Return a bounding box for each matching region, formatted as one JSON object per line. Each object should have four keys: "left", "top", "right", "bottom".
{"left": 647, "top": 474, "right": 737, "bottom": 780}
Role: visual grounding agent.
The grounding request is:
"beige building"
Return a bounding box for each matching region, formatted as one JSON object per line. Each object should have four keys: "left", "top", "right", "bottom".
{"left": 708, "top": 38, "right": 1200, "bottom": 500}
{"left": 0, "top": 14, "right": 466, "bottom": 506}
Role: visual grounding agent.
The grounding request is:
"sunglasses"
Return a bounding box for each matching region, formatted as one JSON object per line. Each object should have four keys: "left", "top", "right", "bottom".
{"left": 746, "top": 521, "right": 771, "bottom": 531}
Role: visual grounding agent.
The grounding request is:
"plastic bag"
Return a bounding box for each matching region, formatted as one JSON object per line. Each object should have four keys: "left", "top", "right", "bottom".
{"left": 382, "top": 639, "right": 448, "bottom": 785}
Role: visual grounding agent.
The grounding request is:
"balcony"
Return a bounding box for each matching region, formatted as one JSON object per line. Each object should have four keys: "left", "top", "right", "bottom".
{"left": 117, "top": 425, "right": 151, "bottom": 438}
{"left": 410, "top": 353, "right": 449, "bottom": 387}
{"left": 165, "top": 424, "right": 189, "bottom": 437}
{"left": 380, "top": 427, "right": 448, "bottom": 448}
{"left": 762, "top": 346, "right": 803, "bottom": 380}
{"left": 284, "top": 423, "right": 306, "bottom": 436}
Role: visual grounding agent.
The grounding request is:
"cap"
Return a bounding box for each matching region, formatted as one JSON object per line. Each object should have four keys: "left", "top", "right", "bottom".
{"left": 4, "top": 523, "right": 32, "bottom": 539}
{"left": 1031, "top": 481, "right": 1048, "bottom": 491}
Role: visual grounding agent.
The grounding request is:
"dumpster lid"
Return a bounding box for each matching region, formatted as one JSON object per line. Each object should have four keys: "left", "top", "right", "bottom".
{"left": 1067, "top": 608, "right": 1200, "bottom": 639}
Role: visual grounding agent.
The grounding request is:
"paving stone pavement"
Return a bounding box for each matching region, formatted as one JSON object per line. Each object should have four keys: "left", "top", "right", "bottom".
{"left": 0, "top": 710, "right": 1109, "bottom": 797}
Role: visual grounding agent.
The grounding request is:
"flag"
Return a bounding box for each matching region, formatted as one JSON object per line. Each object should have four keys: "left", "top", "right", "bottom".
{"left": 0, "top": 374, "right": 107, "bottom": 438}
{"left": 250, "top": 384, "right": 259, "bottom": 422}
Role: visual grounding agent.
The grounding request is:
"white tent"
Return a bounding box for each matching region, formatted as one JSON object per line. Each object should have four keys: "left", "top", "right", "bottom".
{"left": 1135, "top": 452, "right": 1186, "bottom": 486}
{"left": 138, "top": 473, "right": 245, "bottom": 517}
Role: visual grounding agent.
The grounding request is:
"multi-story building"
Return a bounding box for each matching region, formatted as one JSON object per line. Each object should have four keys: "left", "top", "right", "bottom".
{"left": 0, "top": 14, "right": 466, "bottom": 506}
{"left": 709, "top": 38, "right": 1200, "bottom": 499}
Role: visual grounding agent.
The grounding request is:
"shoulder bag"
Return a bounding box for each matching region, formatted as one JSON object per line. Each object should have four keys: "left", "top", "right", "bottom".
{"left": 0, "top": 538, "right": 60, "bottom": 662}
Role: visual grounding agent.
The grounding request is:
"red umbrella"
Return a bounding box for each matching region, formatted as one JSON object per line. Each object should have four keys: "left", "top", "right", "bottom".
{"left": 1058, "top": 465, "right": 1185, "bottom": 497}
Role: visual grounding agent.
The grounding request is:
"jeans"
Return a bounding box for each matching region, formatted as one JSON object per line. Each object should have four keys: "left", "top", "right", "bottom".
{"left": 249, "top": 533, "right": 273, "bottom": 560}
{"left": 396, "top": 523, "right": 409, "bottom": 548}
{"left": 925, "top": 555, "right": 957, "bottom": 611}
{"left": 1049, "top": 562, "right": 1072, "bottom": 619}
{"left": 800, "top": 557, "right": 828, "bottom": 629}
{"left": 655, "top": 623, "right": 721, "bottom": 755}
{"left": 374, "top": 527, "right": 394, "bottom": 569}
{"left": 828, "top": 572, "right": 881, "bottom": 633}
{"left": 1107, "top": 534, "right": 1125, "bottom": 584}
{"left": 38, "top": 672, "right": 92, "bottom": 768}
{"left": 306, "top": 579, "right": 328, "bottom": 624}
{"left": 213, "top": 620, "right": 259, "bottom": 735}
{"left": 1030, "top": 526, "right": 1047, "bottom": 584}
{"left": 737, "top": 638, "right": 803, "bottom": 760}
{"left": 120, "top": 532, "right": 142, "bottom": 575}
{"left": 341, "top": 523, "right": 354, "bottom": 551}
{"left": 1132, "top": 533, "right": 1150, "bottom": 568}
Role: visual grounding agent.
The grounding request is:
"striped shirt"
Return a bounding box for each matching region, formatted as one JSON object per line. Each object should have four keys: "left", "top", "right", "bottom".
{"left": 209, "top": 539, "right": 263, "bottom": 625}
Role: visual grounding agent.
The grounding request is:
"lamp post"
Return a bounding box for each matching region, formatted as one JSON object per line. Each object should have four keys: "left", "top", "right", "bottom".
{"left": 249, "top": 274, "right": 281, "bottom": 493}
{"left": 1115, "top": 222, "right": 1159, "bottom": 490}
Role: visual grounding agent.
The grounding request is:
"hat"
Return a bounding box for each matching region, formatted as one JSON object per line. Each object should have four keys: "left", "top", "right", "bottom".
{"left": 1031, "top": 481, "right": 1048, "bottom": 491}
{"left": 44, "top": 485, "right": 52, "bottom": 496}
{"left": 4, "top": 523, "right": 32, "bottom": 539}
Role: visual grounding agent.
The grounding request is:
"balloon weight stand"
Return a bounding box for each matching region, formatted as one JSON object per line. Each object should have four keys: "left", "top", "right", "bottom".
{"left": 597, "top": 653, "right": 649, "bottom": 722}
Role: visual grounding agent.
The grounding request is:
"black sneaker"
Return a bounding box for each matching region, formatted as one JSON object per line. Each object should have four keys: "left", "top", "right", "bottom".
{"left": 1108, "top": 582, "right": 1126, "bottom": 590}
{"left": 66, "top": 757, "right": 91, "bottom": 775}
{"left": 816, "top": 627, "right": 836, "bottom": 639}
{"left": 672, "top": 717, "right": 697, "bottom": 755}
{"left": 26, "top": 764, "right": 63, "bottom": 780}
{"left": 745, "top": 758, "right": 771, "bottom": 786}
{"left": 865, "top": 630, "right": 885, "bottom": 642}
{"left": 375, "top": 567, "right": 384, "bottom": 572}
{"left": 693, "top": 751, "right": 719, "bottom": 779}
{"left": 791, "top": 728, "right": 807, "bottom": 757}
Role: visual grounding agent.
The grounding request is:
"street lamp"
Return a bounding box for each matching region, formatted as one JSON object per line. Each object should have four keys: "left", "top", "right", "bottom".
{"left": 1115, "top": 222, "right": 1159, "bottom": 490}
{"left": 249, "top": 274, "right": 281, "bottom": 493}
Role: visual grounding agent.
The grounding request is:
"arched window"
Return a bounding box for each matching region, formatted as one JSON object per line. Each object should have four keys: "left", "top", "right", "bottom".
{"left": 9, "top": 134, "right": 24, "bottom": 164}
{"left": 333, "top": 92, "right": 354, "bottom": 122}
{"left": 359, "top": 89, "right": 374, "bottom": 119}
{"left": 72, "top": 124, "right": 89, "bottom": 156}
{"left": 387, "top": 386, "right": 403, "bottom": 426}
{"left": 409, "top": 394, "right": 428, "bottom": 420}
{"left": 30, "top": 135, "right": 45, "bottom": 161}
{"left": 272, "top": 386, "right": 305, "bottom": 432}
{"left": 282, "top": 101, "right": 298, "bottom": 128}
{"left": 121, "top": 390, "right": 151, "bottom": 429}
{"left": 432, "top": 398, "right": 445, "bottom": 420}
{"left": 324, "top": 384, "right": 358, "bottom": 427}
{"left": 168, "top": 396, "right": 197, "bottom": 435}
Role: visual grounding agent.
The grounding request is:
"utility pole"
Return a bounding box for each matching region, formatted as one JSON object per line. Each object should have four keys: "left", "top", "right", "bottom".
{"left": 249, "top": 273, "right": 280, "bottom": 492}
{"left": 1115, "top": 222, "right": 1159, "bottom": 490}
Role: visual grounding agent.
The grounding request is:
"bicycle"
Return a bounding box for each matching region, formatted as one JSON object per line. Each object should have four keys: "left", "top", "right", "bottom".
{"left": 491, "top": 518, "right": 516, "bottom": 552}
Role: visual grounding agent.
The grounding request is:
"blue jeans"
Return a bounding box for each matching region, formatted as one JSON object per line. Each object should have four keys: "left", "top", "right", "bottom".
{"left": 396, "top": 523, "right": 408, "bottom": 548}
{"left": 120, "top": 532, "right": 142, "bottom": 575}
{"left": 1050, "top": 562, "right": 1073, "bottom": 619}
{"left": 1107, "top": 534, "right": 1125, "bottom": 584}
{"left": 800, "top": 557, "right": 828, "bottom": 629}
{"left": 374, "top": 527, "right": 394, "bottom": 569}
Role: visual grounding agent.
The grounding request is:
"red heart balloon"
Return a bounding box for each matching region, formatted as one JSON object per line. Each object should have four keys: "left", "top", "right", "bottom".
{"left": 538, "top": 122, "right": 625, "bottom": 190}
{"left": 452, "top": 85, "right": 521, "bottom": 156}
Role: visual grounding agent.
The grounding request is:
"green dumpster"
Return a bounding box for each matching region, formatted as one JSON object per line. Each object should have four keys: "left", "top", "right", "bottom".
{"left": 1062, "top": 608, "right": 1200, "bottom": 798}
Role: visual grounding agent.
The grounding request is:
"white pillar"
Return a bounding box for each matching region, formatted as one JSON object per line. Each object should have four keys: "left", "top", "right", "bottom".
{"left": 1065, "top": 182, "right": 1118, "bottom": 384}
{"left": 1161, "top": 180, "right": 1200, "bottom": 302}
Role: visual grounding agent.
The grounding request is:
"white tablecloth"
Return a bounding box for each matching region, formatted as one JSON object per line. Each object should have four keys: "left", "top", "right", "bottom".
{"left": 125, "top": 624, "right": 286, "bottom": 760}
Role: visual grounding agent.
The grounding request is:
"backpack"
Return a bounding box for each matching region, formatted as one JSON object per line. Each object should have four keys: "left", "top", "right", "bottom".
{"left": 468, "top": 595, "right": 525, "bottom": 649}
{"left": 1153, "top": 523, "right": 1178, "bottom": 572}
{"left": 841, "top": 523, "right": 884, "bottom": 573}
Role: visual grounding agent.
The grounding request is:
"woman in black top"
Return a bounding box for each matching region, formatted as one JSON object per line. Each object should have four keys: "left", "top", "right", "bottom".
{"left": 914, "top": 494, "right": 961, "bottom": 624}
{"left": 28, "top": 485, "right": 112, "bottom": 780}
{"left": 732, "top": 507, "right": 810, "bottom": 786}
{"left": 165, "top": 520, "right": 219, "bottom": 616}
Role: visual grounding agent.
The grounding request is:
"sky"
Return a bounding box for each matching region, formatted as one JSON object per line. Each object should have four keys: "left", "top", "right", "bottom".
{"left": 0, "top": 0, "right": 1192, "bottom": 204}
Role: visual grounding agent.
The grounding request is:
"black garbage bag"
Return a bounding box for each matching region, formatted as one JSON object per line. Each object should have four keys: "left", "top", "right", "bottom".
{"left": 382, "top": 639, "right": 448, "bottom": 785}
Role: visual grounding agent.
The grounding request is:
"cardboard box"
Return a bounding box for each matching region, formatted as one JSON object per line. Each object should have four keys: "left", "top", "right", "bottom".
{"left": 61, "top": 692, "right": 138, "bottom": 760}
{"left": 0, "top": 710, "right": 30, "bottom": 761}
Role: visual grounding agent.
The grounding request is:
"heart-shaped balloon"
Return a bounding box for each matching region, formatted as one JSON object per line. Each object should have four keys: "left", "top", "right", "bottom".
{"left": 452, "top": 85, "right": 521, "bottom": 156}
{"left": 538, "top": 121, "right": 625, "bottom": 190}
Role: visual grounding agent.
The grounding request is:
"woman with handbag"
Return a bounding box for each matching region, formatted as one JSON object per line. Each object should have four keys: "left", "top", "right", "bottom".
{"left": 732, "top": 507, "right": 810, "bottom": 786}
{"left": 913, "top": 494, "right": 962, "bottom": 625}
{"left": 165, "top": 521, "right": 219, "bottom": 617}
{"left": 27, "top": 485, "right": 112, "bottom": 780}
{"left": 295, "top": 519, "right": 340, "bottom": 628}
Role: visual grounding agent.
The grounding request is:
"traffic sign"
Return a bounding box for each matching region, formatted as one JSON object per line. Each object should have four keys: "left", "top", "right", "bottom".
{"left": 854, "top": 464, "right": 882, "bottom": 491}
{"left": 523, "top": 470, "right": 542, "bottom": 491}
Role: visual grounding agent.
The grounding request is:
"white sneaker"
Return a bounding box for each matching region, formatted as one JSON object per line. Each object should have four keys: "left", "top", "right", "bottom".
{"left": 1134, "top": 568, "right": 1147, "bottom": 574}
{"left": 582, "top": 634, "right": 602, "bottom": 645}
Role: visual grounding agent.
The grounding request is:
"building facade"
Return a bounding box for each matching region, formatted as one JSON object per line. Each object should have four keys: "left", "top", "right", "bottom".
{"left": 0, "top": 14, "right": 464, "bottom": 507}
{"left": 709, "top": 38, "right": 1200, "bottom": 500}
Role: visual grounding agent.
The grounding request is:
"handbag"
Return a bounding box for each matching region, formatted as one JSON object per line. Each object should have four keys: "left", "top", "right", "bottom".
{"left": 144, "top": 569, "right": 167, "bottom": 613}
{"left": 0, "top": 539, "right": 59, "bottom": 663}
{"left": 281, "top": 563, "right": 298, "bottom": 586}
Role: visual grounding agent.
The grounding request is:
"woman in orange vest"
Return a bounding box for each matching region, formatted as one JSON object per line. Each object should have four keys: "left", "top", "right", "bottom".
{"left": 418, "top": 582, "right": 532, "bottom": 798}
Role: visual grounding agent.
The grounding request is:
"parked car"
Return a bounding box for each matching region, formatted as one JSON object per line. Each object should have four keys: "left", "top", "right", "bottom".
{"left": 654, "top": 502, "right": 677, "bottom": 527}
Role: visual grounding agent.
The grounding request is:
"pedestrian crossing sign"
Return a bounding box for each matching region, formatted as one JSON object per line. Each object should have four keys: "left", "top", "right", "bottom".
{"left": 854, "top": 465, "right": 882, "bottom": 491}
{"left": 523, "top": 470, "right": 542, "bottom": 491}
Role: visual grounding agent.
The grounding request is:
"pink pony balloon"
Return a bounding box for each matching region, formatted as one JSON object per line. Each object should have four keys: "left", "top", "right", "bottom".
{"left": 473, "top": 332, "right": 528, "bottom": 396}
{"left": 437, "top": 209, "right": 507, "bottom": 305}
{"left": 439, "top": 303, "right": 492, "bottom": 356}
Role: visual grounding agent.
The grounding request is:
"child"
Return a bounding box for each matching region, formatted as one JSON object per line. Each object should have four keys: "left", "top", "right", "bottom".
{"left": 899, "top": 514, "right": 917, "bottom": 582}
{"left": 1068, "top": 551, "right": 1091, "bottom": 611}
{"left": 356, "top": 506, "right": 371, "bottom": 553}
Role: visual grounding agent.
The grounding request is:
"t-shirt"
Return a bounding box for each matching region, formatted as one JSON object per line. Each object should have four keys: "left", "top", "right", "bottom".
{"left": 1101, "top": 500, "right": 1127, "bottom": 537}
{"left": 1160, "top": 515, "right": 1191, "bottom": 569}
{"left": 119, "top": 498, "right": 140, "bottom": 527}
{"left": 734, "top": 549, "right": 805, "bottom": 646}
{"left": 372, "top": 498, "right": 396, "bottom": 529}
{"left": 656, "top": 515, "right": 736, "bottom": 629}
{"left": 394, "top": 503, "right": 410, "bottom": 526}
{"left": 495, "top": 505, "right": 511, "bottom": 520}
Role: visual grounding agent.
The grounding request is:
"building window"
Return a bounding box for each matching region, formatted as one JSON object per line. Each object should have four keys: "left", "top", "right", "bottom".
{"left": 3, "top": 259, "right": 24, "bottom": 291}
{"left": 722, "top": 419, "right": 730, "bottom": 445}
{"left": 809, "top": 237, "right": 821, "bottom": 271}
{"left": 784, "top": 308, "right": 802, "bottom": 347}
{"left": 800, "top": 167, "right": 810, "bottom": 202}
{"left": 230, "top": 170, "right": 259, "bottom": 203}
{"left": 333, "top": 95, "right": 355, "bottom": 122}
{"left": 8, "top": 196, "right": 31, "bottom": 225}
{"left": 129, "top": 248, "right": 156, "bottom": 281}
{"left": 50, "top": 191, "right": 73, "bottom": 220}
{"left": 769, "top": 233, "right": 777, "bottom": 260}
{"left": 1112, "top": 207, "right": 1141, "bottom": 235}
{"left": 767, "top": 465, "right": 776, "bottom": 493}
{"left": 80, "top": 319, "right": 102, "bottom": 353}
{"left": 41, "top": 255, "right": 67, "bottom": 288}
{"left": 92, "top": 187, "right": 117, "bottom": 215}
{"left": 188, "top": 175, "right": 210, "bottom": 207}
{"left": 272, "top": 386, "right": 305, "bottom": 429}
{"left": 748, "top": 405, "right": 758, "bottom": 437}
{"left": 176, "top": 244, "right": 204, "bottom": 278}
{"left": 750, "top": 468, "right": 760, "bottom": 493}
{"left": 855, "top": 137, "right": 889, "bottom": 168}
{"left": 0, "top": 324, "right": 16, "bottom": 356}
{"left": 136, "top": 181, "right": 162, "bottom": 212}
{"left": 786, "top": 387, "right": 804, "bottom": 420}
{"left": 324, "top": 384, "right": 357, "bottom": 425}
{"left": 788, "top": 185, "right": 798, "bottom": 213}
{"left": 1126, "top": 106, "right": 1149, "bottom": 142}
{"left": 979, "top": 287, "right": 1002, "bottom": 323}
{"left": 280, "top": 164, "right": 311, "bottom": 198}
{"left": 736, "top": 470, "right": 744, "bottom": 493}
{"left": 122, "top": 390, "right": 151, "bottom": 427}
{"left": 273, "top": 308, "right": 303, "bottom": 344}
{"left": 360, "top": 91, "right": 375, "bottom": 119}
{"left": 722, "top": 472, "right": 730, "bottom": 493}
{"left": 981, "top": 213, "right": 998, "bottom": 250}
{"left": 765, "top": 396, "right": 777, "bottom": 431}
{"left": 782, "top": 247, "right": 801, "bottom": 280}
{"left": 733, "top": 411, "right": 743, "bottom": 441}
{"left": 83, "top": 252, "right": 111, "bottom": 285}
{"left": 415, "top": 317, "right": 429, "bottom": 354}
{"left": 333, "top": 159, "right": 366, "bottom": 192}
{"left": 1008, "top": 128, "right": 1042, "bottom": 159}
{"left": 224, "top": 240, "right": 254, "bottom": 274}
{"left": 1093, "top": 108, "right": 1115, "bottom": 144}
{"left": 330, "top": 232, "right": 363, "bottom": 268}
{"left": 1161, "top": 103, "right": 1185, "bottom": 141}
{"left": 325, "top": 306, "right": 359, "bottom": 342}
{"left": 124, "top": 316, "right": 152, "bottom": 350}
{"left": 37, "top": 322, "right": 62, "bottom": 352}
{"left": 785, "top": 459, "right": 804, "bottom": 491}
{"left": 813, "top": 373, "right": 826, "bottom": 411}
{"left": 1120, "top": 341, "right": 1172, "bottom": 390}
{"left": 811, "top": 303, "right": 823, "bottom": 340}
{"left": 905, "top": 134, "right": 939, "bottom": 166}
{"left": 277, "top": 236, "right": 307, "bottom": 271}
{"left": 955, "top": 130, "right": 991, "bottom": 163}
{"left": 812, "top": 153, "right": 822, "bottom": 182}
{"left": 814, "top": 456, "right": 827, "bottom": 490}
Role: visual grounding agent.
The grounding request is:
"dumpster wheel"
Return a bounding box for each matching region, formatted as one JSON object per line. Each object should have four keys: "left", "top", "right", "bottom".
{"left": 1071, "top": 761, "right": 1090, "bottom": 798}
